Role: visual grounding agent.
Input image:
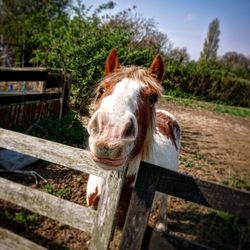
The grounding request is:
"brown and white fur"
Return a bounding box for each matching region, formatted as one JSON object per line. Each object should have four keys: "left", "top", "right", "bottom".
{"left": 87, "top": 49, "right": 181, "bottom": 230}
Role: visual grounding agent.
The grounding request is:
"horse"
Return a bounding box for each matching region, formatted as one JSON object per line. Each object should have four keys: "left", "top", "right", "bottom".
{"left": 86, "top": 49, "right": 181, "bottom": 230}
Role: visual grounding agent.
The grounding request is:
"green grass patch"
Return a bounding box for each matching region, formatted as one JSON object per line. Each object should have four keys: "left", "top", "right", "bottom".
{"left": 14, "top": 211, "right": 40, "bottom": 226}
{"left": 214, "top": 105, "right": 250, "bottom": 118}
{"left": 221, "top": 176, "right": 250, "bottom": 191}
{"left": 181, "top": 158, "right": 193, "bottom": 168}
{"left": 43, "top": 183, "right": 72, "bottom": 199}
{"left": 164, "top": 94, "right": 250, "bottom": 119}
{"left": 12, "top": 109, "right": 88, "bottom": 147}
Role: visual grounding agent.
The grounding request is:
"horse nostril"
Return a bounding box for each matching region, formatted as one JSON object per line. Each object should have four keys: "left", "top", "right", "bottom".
{"left": 123, "top": 119, "right": 136, "bottom": 138}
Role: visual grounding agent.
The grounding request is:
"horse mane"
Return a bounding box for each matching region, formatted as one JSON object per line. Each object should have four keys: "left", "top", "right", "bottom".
{"left": 103, "top": 66, "right": 163, "bottom": 97}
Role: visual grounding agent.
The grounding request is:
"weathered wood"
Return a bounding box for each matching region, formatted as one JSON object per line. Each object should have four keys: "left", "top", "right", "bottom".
{"left": 61, "top": 78, "right": 71, "bottom": 117}
{"left": 46, "top": 73, "right": 63, "bottom": 89}
{"left": 0, "top": 177, "right": 96, "bottom": 233}
{"left": 0, "top": 227, "right": 47, "bottom": 250}
{"left": 0, "top": 93, "right": 61, "bottom": 105}
{"left": 156, "top": 164, "right": 250, "bottom": 220}
{"left": 142, "top": 227, "right": 214, "bottom": 250}
{"left": 0, "top": 67, "right": 48, "bottom": 81}
{"left": 0, "top": 128, "right": 106, "bottom": 177}
{"left": 119, "top": 161, "right": 161, "bottom": 250}
{"left": 89, "top": 167, "right": 127, "bottom": 250}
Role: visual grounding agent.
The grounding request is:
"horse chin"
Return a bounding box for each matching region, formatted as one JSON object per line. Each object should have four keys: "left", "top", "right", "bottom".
{"left": 91, "top": 153, "right": 127, "bottom": 170}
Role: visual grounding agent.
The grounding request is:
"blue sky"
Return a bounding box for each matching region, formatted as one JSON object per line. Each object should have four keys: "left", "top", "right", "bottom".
{"left": 83, "top": 0, "right": 250, "bottom": 60}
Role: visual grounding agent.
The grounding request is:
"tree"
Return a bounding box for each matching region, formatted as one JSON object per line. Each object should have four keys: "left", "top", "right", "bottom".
{"left": 221, "top": 51, "right": 250, "bottom": 79}
{"left": 106, "top": 7, "right": 172, "bottom": 55}
{"left": 0, "top": 0, "right": 71, "bottom": 65}
{"left": 200, "top": 18, "right": 220, "bottom": 61}
{"left": 167, "top": 47, "right": 190, "bottom": 64}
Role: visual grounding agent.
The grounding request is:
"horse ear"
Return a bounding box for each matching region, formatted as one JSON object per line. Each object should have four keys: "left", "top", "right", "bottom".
{"left": 149, "top": 55, "right": 164, "bottom": 82}
{"left": 105, "top": 49, "right": 120, "bottom": 76}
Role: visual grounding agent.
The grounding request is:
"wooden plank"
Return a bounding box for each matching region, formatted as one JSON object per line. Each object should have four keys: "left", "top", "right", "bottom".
{"left": 0, "top": 93, "right": 61, "bottom": 105}
{"left": 155, "top": 164, "right": 250, "bottom": 220}
{"left": 0, "top": 106, "right": 3, "bottom": 125}
{"left": 0, "top": 177, "right": 96, "bottom": 233}
{"left": 13, "top": 104, "right": 20, "bottom": 126}
{"left": 46, "top": 73, "right": 63, "bottom": 89}
{"left": 0, "top": 227, "right": 47, "bottom": 250}
{"left": 119, "top": 161, "right": 161, "bottom": 250}
{"left": 18, "top": 104, "right": 24, "bottom": 125}
{"left": 61, "top": 78, "right": 70, "bottom": 117}
{"left": 0, "top": 128, "right": 106, "bottom": 177}
{"left": 142, "top": 227, "right": 214, "bottom": 250}
{"left": 0, "top": 67, "right": 48, "bottom": 81}
{"left": 89, "top": 167, "right": 127, "bottom": 250}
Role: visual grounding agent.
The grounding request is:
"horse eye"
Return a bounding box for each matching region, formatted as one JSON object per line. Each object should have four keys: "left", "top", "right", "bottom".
{"left": 99, "top": 87, "right": 105, "bottom": 94}
{"left": 149, "top": 94, "right": 158, "bottom": 104}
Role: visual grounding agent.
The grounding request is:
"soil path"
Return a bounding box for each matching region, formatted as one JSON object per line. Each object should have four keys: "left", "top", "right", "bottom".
{"left": 158, "top": 100, "right": 250, "bottom": 180}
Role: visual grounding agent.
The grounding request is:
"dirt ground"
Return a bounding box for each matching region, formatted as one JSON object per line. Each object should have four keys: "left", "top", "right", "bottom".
{"left": 0, "top": 99, "right": 250, "bottom": 249}
{"left": 158, "top": 100, "right": 250, "bottom": 181}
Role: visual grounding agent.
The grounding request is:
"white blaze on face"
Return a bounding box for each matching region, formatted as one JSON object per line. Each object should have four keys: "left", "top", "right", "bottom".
{"left": 98, "top": 78, "right": 141, "bottom": 130}
{"left": 87, "top": 78, "right": 144, "bottom": 166}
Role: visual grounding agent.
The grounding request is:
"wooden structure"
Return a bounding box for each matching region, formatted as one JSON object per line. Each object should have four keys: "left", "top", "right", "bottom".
{"left": 0, "top": 67, "right": 69, "bottom": 128}
{"left": 0, "top": 128, "right": 249, "bottom": 249}
{"left": 120, "top": 161, "right": 250, "bottom": 250}
{"left": 0, "top": 127, "right": 126, "bottom": 250}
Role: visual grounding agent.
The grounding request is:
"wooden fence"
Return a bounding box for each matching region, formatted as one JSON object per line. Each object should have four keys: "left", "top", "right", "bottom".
{"left": 120, "top": 161, "right": 250, "bottom": 250}
{"left": 0, "top": 127, "right": 127, "bottom": 250}
{"left": 0, "top": 127, "right": 250, "bottom": 249}
{"left": 0, "top": 67, "right": 69, "bottom": 128}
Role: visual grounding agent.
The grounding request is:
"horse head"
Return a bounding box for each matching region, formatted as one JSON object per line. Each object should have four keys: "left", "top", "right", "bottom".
{"left": 88, "top": 49, "right": 164, "bottom": 170}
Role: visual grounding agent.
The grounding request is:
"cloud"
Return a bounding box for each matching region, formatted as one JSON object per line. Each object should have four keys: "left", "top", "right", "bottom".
{"left": 185, "top": 13, "right": 198, "bottom": 22}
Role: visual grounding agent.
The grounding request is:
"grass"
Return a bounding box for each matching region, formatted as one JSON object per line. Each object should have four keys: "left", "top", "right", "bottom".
{"left": 43, "top": 183, "right": 72, "bottom": 199}
{"left": 221, "top": 176, "right": 250, "bottom": 191}
{"left": 164, "top": 94, "right": 250, "bottom": 119}
{"left": 182, "top": 158, "right": 193, "bottom": 168}
{"left": 14, "top": 211, "right": 40, "bottom": 226}
{"left": 12, "top": 109, "right": 88, "bottom": 147}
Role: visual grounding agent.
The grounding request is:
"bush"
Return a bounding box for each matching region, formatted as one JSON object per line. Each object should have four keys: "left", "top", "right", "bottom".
{"left": 29, "top": 3, "right": 160, "bottom": 114}
{"left": 163, "top": 60, "right": 250, "bottom": 107}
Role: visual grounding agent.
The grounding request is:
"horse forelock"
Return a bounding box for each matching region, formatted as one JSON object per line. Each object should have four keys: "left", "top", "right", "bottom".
{"left": 94, "top": 66, "right": 163, "bottom": 104}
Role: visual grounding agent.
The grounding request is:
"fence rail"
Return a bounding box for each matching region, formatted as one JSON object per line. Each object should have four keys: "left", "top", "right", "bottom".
{"left": 0, "top": 177, "right": 96, "bottom": 233}
{"left": 0, "top": 67, "right": 69, "bottom": 127}
{"left": 120, "top": 161, "right": 250, "bottom": 250}
{"left": 0, "top": 227, "right": 47, "bottom": 250}
{"left": 0, "top": 128, "right": 105, "bottom": 177}
{"left": 0, "top": 128, "right": 127, "bottom": 250}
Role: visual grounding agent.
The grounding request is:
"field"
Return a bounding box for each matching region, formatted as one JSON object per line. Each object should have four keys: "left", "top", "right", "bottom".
{"left": 0, "top": 97, "right": 250, "bottom": 249}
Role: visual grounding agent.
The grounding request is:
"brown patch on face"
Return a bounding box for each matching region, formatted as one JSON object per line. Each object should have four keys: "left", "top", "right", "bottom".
{"left": 92, "top": 66, "right": 163, "bottom": 160}
{"left": 130, "top": 86, "right": 158, "bottom": 160}
{"left": 87, "top": 187, "right": 100, "bottom": 209}
{"left": 156, "top": 112, "right": 180, "bottom": 150}
{"left": 94, "top": 79, "right": 117, "bottom": 110}
{"left": 116, "top": 175, "right": 136, "bottom": 226}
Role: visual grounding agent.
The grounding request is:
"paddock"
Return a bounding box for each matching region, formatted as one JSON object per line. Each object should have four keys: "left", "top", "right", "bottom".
{"left": 0, "top": 127, "right": 249, "bottom": 249}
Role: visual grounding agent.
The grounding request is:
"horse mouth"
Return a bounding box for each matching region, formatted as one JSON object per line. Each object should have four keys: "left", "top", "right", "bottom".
{"left": 91, "top": 154, "right": 126, "bottom": 167}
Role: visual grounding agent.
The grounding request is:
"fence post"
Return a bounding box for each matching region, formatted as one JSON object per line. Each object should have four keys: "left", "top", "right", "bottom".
{"left": 119, "top": 162, "right": 161, "bottom": 250}
{"left": 89, "top": 167, "right": 127, "bottom": 250}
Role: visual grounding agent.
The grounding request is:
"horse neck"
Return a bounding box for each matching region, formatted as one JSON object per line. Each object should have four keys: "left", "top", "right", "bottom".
{"left": 127, "top": 121, "right": 155, "bottom": 176}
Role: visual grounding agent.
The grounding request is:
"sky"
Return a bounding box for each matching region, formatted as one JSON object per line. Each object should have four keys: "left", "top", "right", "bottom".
{"left": 83, "top": 0, "right": 250, "bottom": 60}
